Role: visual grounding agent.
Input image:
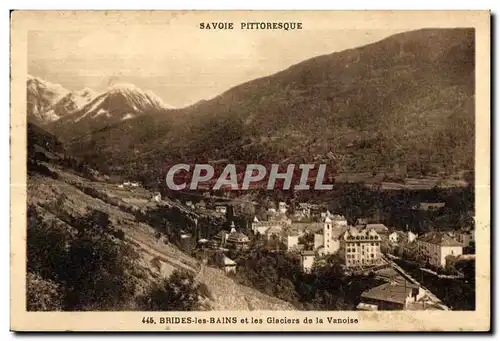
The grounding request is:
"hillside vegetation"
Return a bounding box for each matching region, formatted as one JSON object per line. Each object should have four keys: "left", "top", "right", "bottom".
{"left": 26, "top": 125, "right": 295, "bottom": 311}
{"left": 58, "top": 28, "right": 474, "bottom": 183}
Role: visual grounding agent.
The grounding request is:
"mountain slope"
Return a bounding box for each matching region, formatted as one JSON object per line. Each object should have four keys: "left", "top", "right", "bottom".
{"left": 53, "top": 28, "right": 476, "bottom": 181}
{"left": 27, "top": 75, "right": 70, "bottom": 122}
{"left": 48, "top": 83, "right": 175, "bottom": 141}
{"left": 27, "top": 123, "right": 295, "bottom": 311}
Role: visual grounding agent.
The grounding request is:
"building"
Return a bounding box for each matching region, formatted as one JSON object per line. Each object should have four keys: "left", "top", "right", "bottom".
{"left": 300, "top": 250, "right": 315, "bottom": 273}
{"left": 215, "top": 205, "right": 227, "bottom": 215}
{"left": 411, "top": 202, "right": 446, "bottom": 211}
{"left": 278, "top": 201, "right": 288, "bottom": 214}
{"left": 226, "top": 230, "right": 250, "bottom": 249}
{"left": 185, "top": 201, "right": 195, "bottom": 209}
{"left": 296, "top": 203, "right": 311, "bottom": 218}
{"left": 339, "top": 226, "right": 382, "bottom": 268}
{"left": 388, "top": 231, "right": 407, "bottom": 245}
{"left": 366, "top": 224, "right": 389, "bottom": 236}
{"left": 359, "top": 281, "right": 423, "bottom": 310}
{"left": 251, "top": 219, "right": 288, "bottom": 236}
{"left": 152, "top": 192, "right": 162, "bottom": 202}
{"left": 416, "top": 232, "right": 463, "bottom": 268}
{"left": 266, "top": 225, "right": 283, "bottom": 240}
{"left": 211, "top": 230, "right": 229, "bottom": 248}
{"left": 407, "top": 231, "right": 418, "bottom": 243}
{"left": 320, "top": 215, "right": 348, "bottom": 255}
{"left": 388, "top": 231, "right": 401, "bottom": 244}
{"left": 195, "top": 200, "right": 206, "bottom": 210}
{"left": 283, "top": 232, "right": 299, "bottom": 251}
{"left": 267, "top": 207, "right": 277, "bottom": 215}
{"left": 456, "top": 229, "right": 475, "bottom": 248}
{"left": 222, "top": 256, "right": 237, "bottom": 274}
{"left": 179, "top": 233, "right": 195, "bottom": 252}
{"left": 289, "top": 222, "right": 323, "bottom": 238}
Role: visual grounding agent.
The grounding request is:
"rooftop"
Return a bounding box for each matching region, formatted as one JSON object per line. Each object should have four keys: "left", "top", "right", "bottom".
{"left": 290, "top": 222, "right": 323, "bottom": 234}
{"left": 223, "top": 256, "right": 237, "bottom": 266}
{"left": 343, "top": 226, "right": 381, "bottom": 241}
{"left": 366, "top": 223, "right": 389, "bottom": 234}
{"left": 414, "top": 202, "right": 446, "bottom": 210}
{"left": 301, "top": 250, "right": 315, "bottom": 256}
{"left": 361, "top": 283, "right": 414, "bottom": 305}
{"left": 418, "top": 232, "right": 463, "bottom": 247}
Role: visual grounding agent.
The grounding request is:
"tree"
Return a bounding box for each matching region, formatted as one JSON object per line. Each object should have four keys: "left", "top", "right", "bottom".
{"left": 61, "top": 210, "right": 136, "bottom": 311}
{"left": 26, "top": 272, "right": 64, "bottom": 311}
{"left": 27, "top": 206, "right": 68, "bottom": 282}
{"left": 27, "top": 206, "right": 136, "bottom": 311}
{"left": 140, "top": 270, "right": 202, "bottom": 311}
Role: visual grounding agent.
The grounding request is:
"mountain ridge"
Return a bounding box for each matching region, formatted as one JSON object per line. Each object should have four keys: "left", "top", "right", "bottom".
{"left": 31, "top": 28, "right": 475, "bottom": 183}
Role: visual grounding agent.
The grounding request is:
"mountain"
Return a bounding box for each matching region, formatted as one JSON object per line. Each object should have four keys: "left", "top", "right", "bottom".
{"left": 27, "top": 75, "right": 71, "bottom": 122}
{"left": 60, "top": 83, "right": 172, "bottom": 124}
{"left": 44, "top": 28, "right": 476, "bottom": 182}
{"left": 27, "top": 79, "right": 175, "bottom": 140}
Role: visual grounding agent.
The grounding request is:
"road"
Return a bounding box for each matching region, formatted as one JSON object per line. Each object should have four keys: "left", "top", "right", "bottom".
{"left": 382, "top": 255, "right": 450, "bottom": 311}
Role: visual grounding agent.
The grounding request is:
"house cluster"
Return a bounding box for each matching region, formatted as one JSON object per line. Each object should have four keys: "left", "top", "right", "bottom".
{"left": 299, "top": 216, "right": 387, "bottom": 273}
{"left": 388, "top": 227, "right": 474, "bottom": 268}
{"left": 250, "top": 205, "right": 389, "bottom": 273}
{"left": 183, "top": 200, "right": 228, "bottom": 215}
{"left": 210, "top": 222, "right": 250, "bottom": 250}
{"left": 118, "top": 180, "right": 141, "bottom": 189}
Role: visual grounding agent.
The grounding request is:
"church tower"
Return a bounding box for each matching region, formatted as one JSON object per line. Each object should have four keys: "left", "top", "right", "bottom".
{"left": 323, "top": 216, "right": 333, "bottom": 253}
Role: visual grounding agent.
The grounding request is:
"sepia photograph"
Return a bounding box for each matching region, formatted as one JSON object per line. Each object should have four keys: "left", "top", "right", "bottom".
{"left": 10, "top": 10, "right": 490, "bottom": 332}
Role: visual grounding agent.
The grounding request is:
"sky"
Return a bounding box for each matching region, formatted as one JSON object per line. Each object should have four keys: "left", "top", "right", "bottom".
{"left": 27, "top": 12, "right": 409, "bottom": 108}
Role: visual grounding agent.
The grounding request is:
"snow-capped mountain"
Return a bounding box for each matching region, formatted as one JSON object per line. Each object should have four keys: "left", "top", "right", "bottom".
{"left": 66, "top": 83, "right": 173, "bottom": 124}
{"left": 27, "top": 75, "right": 71, "bottom": 122}
{"left": 27, "top": 76, "right": 173, "bottom": 128}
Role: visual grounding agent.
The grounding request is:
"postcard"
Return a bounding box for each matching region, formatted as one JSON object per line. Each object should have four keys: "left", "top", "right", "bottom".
{"left": 10, "top": 10, "right": 490, "bottom": 332}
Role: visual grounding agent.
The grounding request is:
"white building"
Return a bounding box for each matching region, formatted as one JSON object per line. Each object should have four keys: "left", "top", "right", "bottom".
{"left": 408, "top": 231, "right": 418, "bottom": 243}
{"left": 300, "top": 250, "right": 315, "bottom": 273}
{"left": 320, "top": 215, "right": 349, "bottom": 255}
{"left": 388, "top": 231, "right": 400, "bottom": 244}
{"left": 456, "top": 229, "right": 475, "bottom": 248}
{"left": 389, "top": 231, "right": 418, "bottom": 245}
{"left": 416, "top": 232, "right": 463, "bottom": 268}
{"left": 284, "top": 233, "right": 299, "bottom": 251}
{"left": 215, "top": 206, "right": 227, "bottom": 215}
{"left": 152, "top": 192, "right": 161, "bottom": 202}
{"left": 340, "top": 226, "right": 382, "bottom": 268}
{"left": 222, "top": 256, "right": 237, "bottom": 274}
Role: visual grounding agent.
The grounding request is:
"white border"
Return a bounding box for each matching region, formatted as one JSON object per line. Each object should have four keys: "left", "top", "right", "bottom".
{"left": 2, "top": 1, "right": 498, "bottom": 341}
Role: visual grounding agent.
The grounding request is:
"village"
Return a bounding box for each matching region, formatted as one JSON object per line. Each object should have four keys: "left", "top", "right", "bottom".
{"left": 117, "top": 180, "right": 476, "bottom": 312}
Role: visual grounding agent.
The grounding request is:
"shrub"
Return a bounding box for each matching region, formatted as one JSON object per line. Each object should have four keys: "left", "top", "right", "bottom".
{"left": 26, "top": 272, "right": 64, "bottom": 311}
{"left": 139, "top": 270, "right": 202, "bottom": 311}
{"left": 27, "top": 206, "right": 137, "bottom": 311}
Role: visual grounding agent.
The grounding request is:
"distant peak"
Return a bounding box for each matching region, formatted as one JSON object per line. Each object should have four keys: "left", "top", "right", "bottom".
{"left": 107, "top": 83, "right": 141, "bottom": 92}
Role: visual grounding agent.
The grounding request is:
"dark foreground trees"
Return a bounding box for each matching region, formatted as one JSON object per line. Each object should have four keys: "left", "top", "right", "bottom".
{"left": 138, "top": 270, "right": 203, "bottom": 311}
{"left": 27, "top": 204, "right": 207, "bottom": 311}
{"left": 27, "top": 206, "right": 135, "bottom": 311}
